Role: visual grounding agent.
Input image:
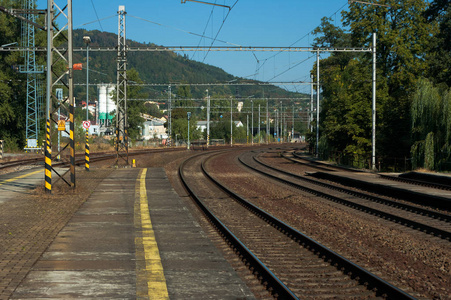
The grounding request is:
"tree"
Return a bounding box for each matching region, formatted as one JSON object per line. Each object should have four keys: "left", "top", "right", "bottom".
{"left": 310, "top": 17, "right": 389, "bottom": 165}
{"left": 411, "top": 78, "right": 451, "bottom": 170}
{"left": 144, "top": 102, "right": 163, "bottom": 118}
{"left": 210, "top": 117, "right": 237, "bottom": 143}
{"left": 424, "top": 0, "right": 451, "bottom": 87}
{"left": 172, "top": 114, "right": 200, "bottom": 142}
{"left": 0, "top": 0, "right": 26, "bottom": 151}
{"left": 342, "top": 0, "right": 436, "bottom": 161}
{"left": 126, "top": 68, "right": 147, "bottom": 140}
{"left": 175, "top": 85, "right": 192, "bottom": 108}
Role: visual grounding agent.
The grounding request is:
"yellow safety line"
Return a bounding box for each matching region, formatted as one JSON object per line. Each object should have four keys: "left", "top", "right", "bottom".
{"left": 138, "top": 168, "right": 169, "bottom": 299}
{"left": 0, "top": 169, "right": 43, "bottom": 186}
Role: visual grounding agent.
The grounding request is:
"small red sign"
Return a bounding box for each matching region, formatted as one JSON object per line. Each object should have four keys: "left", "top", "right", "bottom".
{"left": 73, "top": 63, "right": 83, "bottom": 70}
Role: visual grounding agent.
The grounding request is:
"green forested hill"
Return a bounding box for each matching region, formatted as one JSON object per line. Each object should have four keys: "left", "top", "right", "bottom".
{"left": 0, "top": 19, "right": 307, "bottom": 150}
{"left": 72, "top": 29, "right": 305, "bottom": 101}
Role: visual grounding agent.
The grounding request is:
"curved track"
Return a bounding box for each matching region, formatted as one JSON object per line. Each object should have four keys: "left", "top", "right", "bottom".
{"left": 289, "top": 150, "right": 451, "bottom": 191}
{"left": 179, "top": 150, "right": 414, "bottom": 299}
{"left": 240, "top": 151, "right": 451, "bottom": 242}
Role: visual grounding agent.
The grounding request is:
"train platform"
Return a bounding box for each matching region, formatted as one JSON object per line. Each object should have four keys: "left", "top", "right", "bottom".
{"left": 7, "top": 168, "right": 255, "bottom": 299}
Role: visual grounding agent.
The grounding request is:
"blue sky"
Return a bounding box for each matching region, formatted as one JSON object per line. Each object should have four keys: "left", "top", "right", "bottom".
{"left": 37, "top": 0, "right": 350, "bottom": 93}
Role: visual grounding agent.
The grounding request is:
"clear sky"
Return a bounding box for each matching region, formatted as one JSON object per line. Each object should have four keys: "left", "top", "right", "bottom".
{"left": 37, "top": 0, "right": 350, "bottom": 93}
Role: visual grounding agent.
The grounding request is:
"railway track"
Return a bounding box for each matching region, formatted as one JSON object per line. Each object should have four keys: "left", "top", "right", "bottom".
{"left": 179, "top": 150, "right": 415, "bottom": 299}
{"left": 288, "top": 150, "right": 451, "bottom": 191}
{"left": 0, "top": 147, "right": 186, "bottom": 171}
{"left": 0, "top": 156, "right": 42, "bottom": 170}
{"left": 283, "top": 150, "right": 451, "bottom": 212}
{"left": 379, "top": 173, "right": 451, "bottom": 191}
{"left": 288, "top": 150, "right": 363, "bottom": 173}
{"left": 240, "top": 151, "right": 451, "bottom": 242}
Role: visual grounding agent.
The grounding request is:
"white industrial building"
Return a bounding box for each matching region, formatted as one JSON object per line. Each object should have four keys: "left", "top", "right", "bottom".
{"left": 97, "top": 84, "right": 116, "bottom": 127}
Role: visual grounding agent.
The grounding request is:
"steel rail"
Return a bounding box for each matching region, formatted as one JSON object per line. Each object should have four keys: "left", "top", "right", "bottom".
{"left": 179, "top": 152, "right": 298, "bottom": 299}
{"left": 282, "top": 152, "right": 339, "bottom": 172}
{"left": 0, "top": 157, "right": 42, "bottom": 170}
{"left": 265, "top": 153, "right": 451, "bottom": 223}
{"left": 239, "top": 154, "right": 451, "bottom": 241}
{"left": 201, "top": 152, "right": 415, "bottom": 299}
{"left": 379, "top": 174, "right": 451, "bottom": 191}
{"left": 289, "top": 151, "right": 451, "bottom": 210}
{"left": 291, "top": 151, "right": 365, "bottom": 172}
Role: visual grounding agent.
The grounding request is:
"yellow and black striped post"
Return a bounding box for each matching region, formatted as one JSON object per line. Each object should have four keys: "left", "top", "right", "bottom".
{"left": 45, "top": 120, "right": 52, "bottom": 193}
{"left": 85, "top": 128, "right": 89, "bottom": 171}
{"left": 0, "top": 139, "right": 3, "bottom": 159}
{"left": 69, "top": 103, "right": 75, "bottom": 187}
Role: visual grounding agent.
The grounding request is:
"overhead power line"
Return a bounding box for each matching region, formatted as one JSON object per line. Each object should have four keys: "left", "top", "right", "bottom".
{"left": 181, "top": 0, "right": 231, "bottom": 10}
{"left": 202, "top": 0, "right": 239, "bottom": 62}
{"left": 69, "top": 81, "right": 314, "bottom": 87}
{"left": 0, "top": 46, "right": 372, "bottom": 52}
{"left": 76, "top": 15, "right": 116, "bottom": 28}
{"left": 253, "top": 1, "right": 349, "bottom": 81}
{"left": 128, "top": 14, "right": 241, "bottom": 46}
{"left": 192, "top": 2, "right": 216, "bottom": 59}
{"left": 90, "top": 0, "right": 104, "bottom": 31}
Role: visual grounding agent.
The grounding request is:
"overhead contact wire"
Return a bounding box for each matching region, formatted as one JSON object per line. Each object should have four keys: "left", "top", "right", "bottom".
{"left": 128, "top": 15, "right": 241, "bottom": 47}
{"left": 202, "top": 0, "right": 240, "bottom": 62}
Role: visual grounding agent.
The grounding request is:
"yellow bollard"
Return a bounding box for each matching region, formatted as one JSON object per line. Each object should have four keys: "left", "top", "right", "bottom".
{"left": 132, "top": 159, "right": 136, "bottom": 168}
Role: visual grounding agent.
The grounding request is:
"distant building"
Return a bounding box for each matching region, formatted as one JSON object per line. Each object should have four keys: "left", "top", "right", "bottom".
{"left": 142, "top": 118, "right": 167, "bottom": 140}
{"left": 196, "top": 121, "right": 208, "bottom": 132}
{"left": 196, "top": 120, "right": 243, "bottom": 132}
{"left": 97, "top": 84, "right": 116, "bottom": 127}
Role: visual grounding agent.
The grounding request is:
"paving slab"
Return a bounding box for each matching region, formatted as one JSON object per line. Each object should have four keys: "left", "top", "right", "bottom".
{"left": 10, "top": 168, "right": 255, "bottom": 299}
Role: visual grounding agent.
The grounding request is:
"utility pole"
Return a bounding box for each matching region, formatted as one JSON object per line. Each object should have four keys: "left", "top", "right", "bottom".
{"left": 291, "top": 104, "right": 294, "bottom": 140}
{"left": 258, "top": 103, "right": 261, "bottom": 144}
{"left": 251, "top": 99, "right": 254, "bottom": 145}
{"left": 246, "top": 114, "right": 249, "bottom": 144}
{"left": 372, "top": 32, "right": 376, "bottom": 170}
{"left": 310, "top": 74, "right": 313, "bottom": 132}
{"left": 83, "top": 36, "right": 91, "bottom": 122}
{"left": 280, "top": 101, "right": 282, "bottom": 143}
{"left": 21, "top": 0, "right": 44, "bottom": 152}
{"left": 187, "top": 112, "right": 191, "bottom": 149}
{"left": 316, "top": 49, "right": 320, "bottom": 157}
{"left": 230, "top": 97, "right": 233, "bottom": 147}
{"left": 266, "top": 98, "right": 269, "bottom": 144}
{"left": 168, "top": 85, "right": 172, "bottom": 146}
{"left": 206, "top": 89, "right": 210, "bottom": 147}
{"left": 45, "top": 0, "right": 75, "bottom": 192}
{"left": 275, "top": 109, "right": 278, "bottom": 142}
{"left": 115, "top": 5, "right": 128, "bottom": 166}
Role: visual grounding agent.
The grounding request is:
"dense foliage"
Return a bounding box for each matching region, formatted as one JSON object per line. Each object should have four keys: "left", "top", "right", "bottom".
{"left": 0, "top": 0, "right": 28, "bottom": 150}
{"left": 311, "top": 0, "right": 450, "bottom": 170}
{"left": 411, "top": 79, "right": 451, "bottom": 170}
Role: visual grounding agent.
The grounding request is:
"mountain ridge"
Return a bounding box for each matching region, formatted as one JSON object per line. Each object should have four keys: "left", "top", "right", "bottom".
{"left": 72, "top": 29, "right": 308, "bottom": 102}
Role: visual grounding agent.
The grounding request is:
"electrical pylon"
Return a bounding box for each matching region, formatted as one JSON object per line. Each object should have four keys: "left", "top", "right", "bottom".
{"left": 115, "top": 5, "right": 128, "bottom": 166}
{"left": 20, "top": 0, "right": 44, "bottom": 151}
{"left": 44, "top": 0, "right": 75, "bottom": 193}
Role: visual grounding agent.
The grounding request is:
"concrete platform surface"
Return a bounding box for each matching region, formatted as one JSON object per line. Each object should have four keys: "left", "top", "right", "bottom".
{"left": 11, "top": 168, "right": 255, "bottom": 299}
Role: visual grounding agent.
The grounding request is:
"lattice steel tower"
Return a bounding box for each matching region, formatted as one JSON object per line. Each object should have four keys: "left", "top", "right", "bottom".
{"left": 44, "top": 0, "right": 75, "bottom": 193}
{"left": 115, "top": 5, "right": 128, "bottom": 165}
{"left": 21, "top": 0, "right": 44, "bottom": 151}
